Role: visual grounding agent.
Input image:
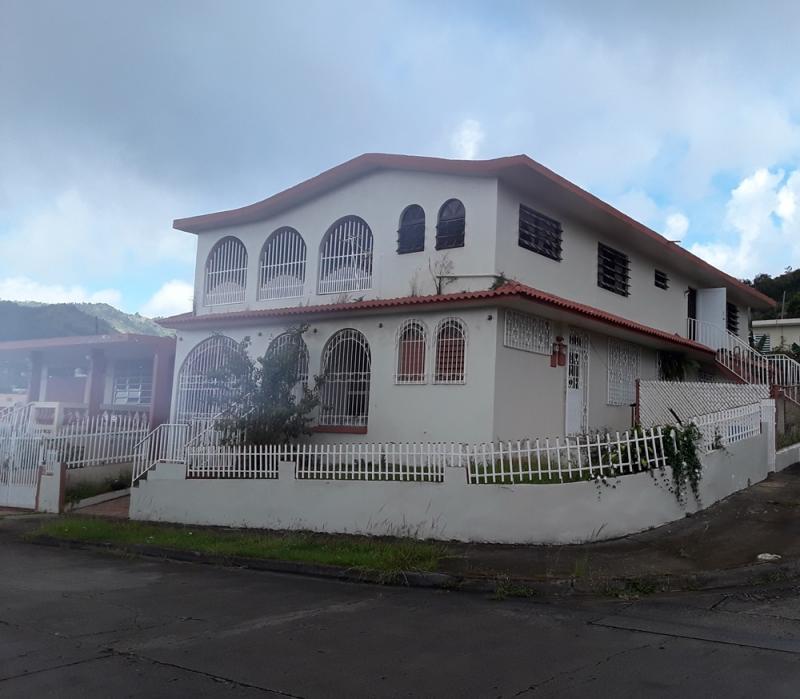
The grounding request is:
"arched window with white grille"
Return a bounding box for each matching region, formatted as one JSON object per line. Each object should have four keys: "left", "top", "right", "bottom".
{"left": 434, "top": 318, "right": 467, "bottom": 384}
{"left": 319, "top": 329, "right": 371, "bottom": 427}
{"left": 266, "top": 332, "right": 310, "bottom": 385}
{"left": 318, "top": 216, "right": 373, "bottom": 294}
{"left": 258, "top": 227, "right": 306, "bottom": 300}
{"left": 395, "top": 319, "right": 427, "bottom": 384}
{"left": 204, "top": 236, "right": 248, "bottom": 306}
{"left": 175, "top": 335, "right": 242, "bottom": 422}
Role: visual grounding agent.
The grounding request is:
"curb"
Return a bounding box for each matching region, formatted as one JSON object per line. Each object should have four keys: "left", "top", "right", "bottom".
{"left": 28, "top": 535, "right": 800, "bottom": 598}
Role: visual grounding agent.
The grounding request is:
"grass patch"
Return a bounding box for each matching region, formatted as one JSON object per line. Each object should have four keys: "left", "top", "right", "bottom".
{"left": 31, "top": 517, "right": 449, "bottom": 575}
{"left": 65, "top": 474, "right": 129, "bottom": 505}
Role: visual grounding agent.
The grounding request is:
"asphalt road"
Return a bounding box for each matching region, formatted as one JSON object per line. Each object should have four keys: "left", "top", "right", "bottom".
{"left": 2, "top": 535, "right": 800, "bottom": 697}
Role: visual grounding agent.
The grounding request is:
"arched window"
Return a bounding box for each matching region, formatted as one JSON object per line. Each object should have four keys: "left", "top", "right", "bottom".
{"left": 266, "top": 332, "right": 310, "bottom": 385}
{"left": 397, "top": 205, "right": 425, "bottom": 254}
{"left": 175, "top": 335, "right": 243, "bottom": 422}
{"left": 434, "top": 318, "right": 467, "bottom": 384}
{"left": 436, "top": 199, "right": 465, "bottom": 250}
{"left": 319, "top": 329, "right": 371, "bottom": 427}
{"left": 395, "top": 320, "right": 427, "bottom": 384}
{"left": 258, "top": 227, "right": 306, "bottom": 300}
{"left": 318, "top": 216, "right": 374, "bottom": 294}
{"left": 204, "top": 237, "right": 248, "bottom": 306}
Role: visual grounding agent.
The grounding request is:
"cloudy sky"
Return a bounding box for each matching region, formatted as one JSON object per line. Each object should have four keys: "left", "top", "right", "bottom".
{"left": 2, "top": 0, "right": 799, "bottom": 317}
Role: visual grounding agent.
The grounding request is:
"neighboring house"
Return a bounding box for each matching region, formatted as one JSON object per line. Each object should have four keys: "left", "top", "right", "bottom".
{"left": 752, "top": 318, "right": 800, "bottom": 352}
{"left": 157, "top": 153, "right": 776, "bottom": 443}
{"left": 0, "top": 334, "right": 176, "bottom": 430}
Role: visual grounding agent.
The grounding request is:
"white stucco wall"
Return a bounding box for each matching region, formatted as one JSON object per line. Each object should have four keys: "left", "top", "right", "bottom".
{"left": 193, "top": 170, "right": 500, "bottom": 316}
{"left": 131, "top": 429, "right": 770, "bottom": 544}
{"left": 492, "top": 311, "right": 658, "bottom": 439}
{"left": 173, "top": 306, "right": 499, "bottom": 444}
{"left": 752, "top": 320, "right": 800, "bottom": 350}
{"left": 494, "top": 182, "right": 751, "bottom": 338}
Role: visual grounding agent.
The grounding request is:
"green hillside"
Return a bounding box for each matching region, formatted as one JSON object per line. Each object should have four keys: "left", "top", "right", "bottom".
{"left": 0, "top": 301, "right": 171, "bottom": 342}
{"left": 748, "top": 269, "right": 800, "bottom": 320}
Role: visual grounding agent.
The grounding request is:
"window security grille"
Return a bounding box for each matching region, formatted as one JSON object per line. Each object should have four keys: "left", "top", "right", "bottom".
{"left": 607, "top": 338, "right": 640, "bottom": 406}
{"left": 654, "top": 269, "right": 669, "bottom": 290}
{"left": 258, "top": 227, "right": 307, "bottom": 300}
{"left": 112, "top": 360, "right": 154, "bottom": 405}
{"left": 397, "top": 205, "right": 425, "bottom": 254}
{"left": 318, "top": 216, "right": 374, "bottom": 294}
{"left": 319, "top": 329, "right": 371, "bottom": 426}
{"left": 266, "top": 333, "right": 310, "bottom": 385}
{"left": 395, "top": 320, "right": 427, "bottom": 383}
{"left": 503, "top": 310, "right": 552, "bottom": 355}
{"left": 204, "top": 237, "right": 248, "bottom": 306}
{"left": 434, "top": 318, "right": 467, "bottom": 383}
{"left": 518, "top": 204, "right": 562, "bottom": 261}
{"left": 175, "top": 335, "right": 242, "bottom": 422}
{"left": 726, "top": 303, "right": 740, "bottom": 334}
{"left": 435, "top": 199, "right": 465, "bottom": 250}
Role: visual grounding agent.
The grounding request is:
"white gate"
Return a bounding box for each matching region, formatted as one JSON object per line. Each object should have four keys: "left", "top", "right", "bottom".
{"left": 0, "top": 434, "right": 43, "bottom": 508}
{"left": 565, "top": 330, "right": 590, "bottom": 434}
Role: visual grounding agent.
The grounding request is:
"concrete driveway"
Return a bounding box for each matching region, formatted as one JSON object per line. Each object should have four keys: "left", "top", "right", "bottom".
{"left": 2, "top": 532, "right": 800, "bottom": 697}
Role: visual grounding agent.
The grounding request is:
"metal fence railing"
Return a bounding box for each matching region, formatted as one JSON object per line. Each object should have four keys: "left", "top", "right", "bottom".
{"left": 132, "top": 402, "right": 769, "bottom": 486}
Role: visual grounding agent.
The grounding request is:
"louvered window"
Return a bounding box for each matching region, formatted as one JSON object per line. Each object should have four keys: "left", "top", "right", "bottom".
{"left": 597, "top": 243, "right": 630, "bottom": 296}
{"left": 112, "top": 360, "right": 153, "bottom": 405}
{"left": 397, "top": 205, "right": 425, "bottom": 254}
{"left": 726, "top": 303, "right": 740, "bottom": 334}
{"left": 518, "top": 204, "right": 562, "bottom": 261}
{"left": 654, "top": 269, "right": 669, "bottom": 290}
{"left": 435, "top": 199, "right": 465, "bottom": 250}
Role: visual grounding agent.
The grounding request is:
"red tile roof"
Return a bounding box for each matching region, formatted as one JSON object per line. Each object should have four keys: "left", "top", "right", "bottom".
{"left": 172, "top": 152, "right": 774, "bottom": 309}
{"left": 159, "top": 283, "right": 715, "bottom": 355}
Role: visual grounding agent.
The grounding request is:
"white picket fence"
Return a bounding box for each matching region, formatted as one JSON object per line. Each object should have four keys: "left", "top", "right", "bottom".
{"left": 692, "top": 403, "right": 762, "bottom": 454}
{"left": 155, "top": 402, "right": 765, "bottom": 485}
{"left": 187, "top": 444, "right": 283, "bottom": 479}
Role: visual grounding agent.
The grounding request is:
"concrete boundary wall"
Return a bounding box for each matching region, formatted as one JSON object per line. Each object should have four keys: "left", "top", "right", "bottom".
{"left": 776, "top": 443, "right": 800, "bottom": 471}
{"left": 131, "top": 431, "right": 771, "bottom": 545}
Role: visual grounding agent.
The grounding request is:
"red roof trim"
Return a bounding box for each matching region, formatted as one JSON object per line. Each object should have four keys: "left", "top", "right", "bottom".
{"left": 0, "top": 334, "right": 176, "bottom": 353}
{"left": 172, "top": 152, "right": 774, "bottom": 309}
{"left": 159, "top": 283, "right": 714, "bottom": 355}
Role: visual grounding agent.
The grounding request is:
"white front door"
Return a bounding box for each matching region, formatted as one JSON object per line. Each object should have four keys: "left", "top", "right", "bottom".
{"left": 565, "top": 330, "right": 589, "bottom": 435}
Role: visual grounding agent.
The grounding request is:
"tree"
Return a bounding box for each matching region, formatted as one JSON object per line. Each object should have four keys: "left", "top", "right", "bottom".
{"left": 211, "top": 326, "right": 323, "bottom": 445}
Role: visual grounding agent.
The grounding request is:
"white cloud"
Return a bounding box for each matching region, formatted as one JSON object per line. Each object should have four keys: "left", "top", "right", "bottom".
{"left": 140, "top": 280, "right": 194, "bottom": 318}
{"left": 689, "top": 168, "right": 800, "bottom": 278}
{"left": 450, "top": 119, "right": 485, "bottom": 160}
{"left": 0, "top": 276, "right": 121, "bottom": 305}
{"left": 665, "top": 212, "right": 689, "bottom": 240}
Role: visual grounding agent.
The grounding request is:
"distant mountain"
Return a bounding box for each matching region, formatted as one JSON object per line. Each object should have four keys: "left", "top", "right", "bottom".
{"left": 0, "top": 301, "right": 172, "bottom": 341}
{"left": 748, "top": 269, "right": 800, "bottom": 320}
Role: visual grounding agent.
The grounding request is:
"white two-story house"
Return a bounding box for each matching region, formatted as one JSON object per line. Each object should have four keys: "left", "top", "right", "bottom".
{"left": 158, "top": 153, "right": 775, "bottom": 443}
